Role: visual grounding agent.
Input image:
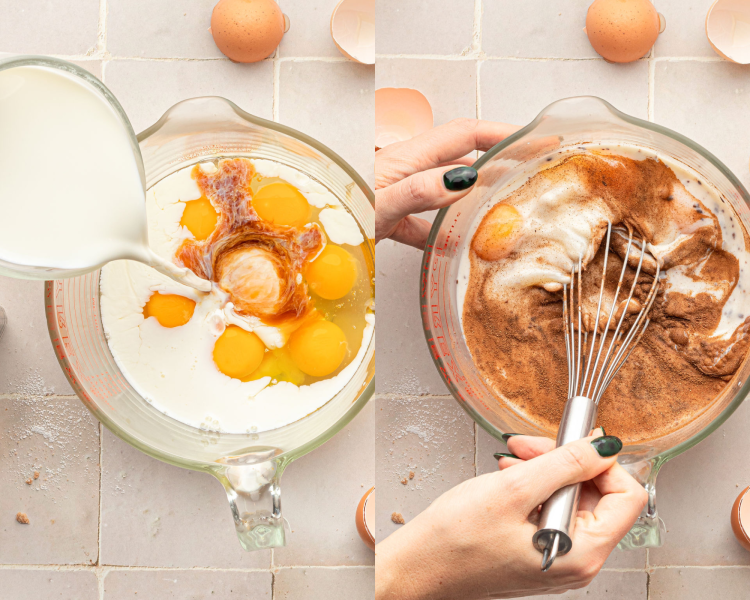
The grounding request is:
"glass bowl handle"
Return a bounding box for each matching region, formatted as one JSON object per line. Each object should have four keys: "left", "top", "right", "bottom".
{"left": 214, "top": 459, "right": 287, "bottom": 551}
{"left": 618, "top": 457, "right": 667, "bottom": 550}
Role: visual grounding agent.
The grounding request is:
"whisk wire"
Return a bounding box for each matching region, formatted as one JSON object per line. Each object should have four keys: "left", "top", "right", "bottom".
{"left": 565, "top": 228, "right": 660, "bottom": 404}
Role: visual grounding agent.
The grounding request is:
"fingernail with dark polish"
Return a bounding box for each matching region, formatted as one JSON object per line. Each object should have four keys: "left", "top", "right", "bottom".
{"left": 444, "top": 166, "right": 478, "bottom": 191}
{"left": 591, "top": 435, "right": 622, "bottom": 457}
{"left": 494, "top": 452, "right": 519, "bottom": 460}
{"left": 501, "top": 433, "right": 520, "bottom": 443}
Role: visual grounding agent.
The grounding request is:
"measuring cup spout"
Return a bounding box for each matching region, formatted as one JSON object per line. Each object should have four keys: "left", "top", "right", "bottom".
{"left": 215, "top": 451, "right": 288, "bottom": 551}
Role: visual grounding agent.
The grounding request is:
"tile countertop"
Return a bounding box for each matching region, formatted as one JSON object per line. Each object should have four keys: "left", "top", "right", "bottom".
{"left": 376, "top": 0, "right": 750, "bottom": 598}
{"left": 0, "top": 1, "right": 373, "bottom": 599}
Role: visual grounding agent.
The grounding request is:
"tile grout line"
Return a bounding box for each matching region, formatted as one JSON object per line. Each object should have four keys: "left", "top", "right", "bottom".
{"left": 648, "top": 46, "right": 655, "bottom": 122}
{"left": 0, "top": 564, "right": 373, "bottom": 572}
{"left": 96, "top": 0, "right": 108, "bottom": 56}
{"left": 273, "top": 50, "right": 281, "bottom": 122}
{"left": 97, "top": 421, "right": 104, "bottom": 572}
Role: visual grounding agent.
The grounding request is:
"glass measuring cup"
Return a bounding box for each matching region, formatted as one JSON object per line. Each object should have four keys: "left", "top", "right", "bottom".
{"left": 420, "top": 96, "right": 750, "bottom": 549}
{"left": 46, "top": 96, "right": 375, "bottom": 551}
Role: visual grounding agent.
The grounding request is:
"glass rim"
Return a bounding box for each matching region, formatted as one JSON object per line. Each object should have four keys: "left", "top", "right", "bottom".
{"left": 421, "top": 95, "right": 750, "bottom": 464}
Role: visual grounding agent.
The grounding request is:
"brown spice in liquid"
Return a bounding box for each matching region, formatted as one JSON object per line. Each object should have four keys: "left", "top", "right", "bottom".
{"left": 463, "top": 154, "right": 750, "bottom": 443}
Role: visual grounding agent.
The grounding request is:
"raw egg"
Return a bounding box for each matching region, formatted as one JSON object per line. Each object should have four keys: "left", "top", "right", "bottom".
{"left": 471, "top": 203, "right": 523, "bottom": 262}
{"left": 181, "top": 196, "right": 219, "bottom": 241}
{"left": 247, "top": 347, "right": 306, "bottom": 385}
{"left": 211, "top": 0, "right": 289, "bottom": 63}
{"left": 216, "top": 246, "right": 287, "bottom": 317}
{"left": 289, "top": 320, "right": 347, "bottom": 377}
{"left": 706, "top": 0, "right": 750, "bottom": 64}
{"left": 213, "top": 325, "right": 265, "bottom": 380}
{"left": 585, "top": 0, "right": 664, "bottom": 63}
{"left": 252, "top": 182, "right": 310, "bottom": 227}
{"left": 305, "top": 244, "right": 357, "bottom": 300}
{"left": 143, "top": 292, "right": 196, "bottom": 328}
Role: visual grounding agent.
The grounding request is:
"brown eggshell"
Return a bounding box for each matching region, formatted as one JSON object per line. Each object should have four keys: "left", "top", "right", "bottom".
{"left": 731, "top": 486, "right": 750, "bottom": 552}
{"left": 706, "top": 0, "right": 750, "bottom": 64}
{"left": 585, "top": 0, "right": 662, "bottom": 63}
{"left": 375, "top": 88, "right": 434, "bottom": 149}
{"left": 356, "top": 486, "right": 375, "bottom": 551}
{"left": 331, "top": 0, "right": 375, "bottom": 65}
{"left": 211, "top": 0, "right": 287, "bottom": 63}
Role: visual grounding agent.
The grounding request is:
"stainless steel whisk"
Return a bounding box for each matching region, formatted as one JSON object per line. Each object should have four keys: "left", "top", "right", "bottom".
{"left": 532, "top": 223, "right": 661, "bottom": 572}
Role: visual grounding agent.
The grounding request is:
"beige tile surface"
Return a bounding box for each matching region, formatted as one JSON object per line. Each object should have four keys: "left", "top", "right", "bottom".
{"left": 376, "top": 58, "right": 477, "bottom": 125}
{"left": 274, "top": 567, "right": 374, "bottom": 600}
{"left": 103, "top": 568, "right": 272, "bottom": 599}
{"left": 0, "top": 395, "right": 99, "bottom": 565}
{"left": 375, "top": 240, "right": 448, "bottom": 395}
{"left": 100, "top": 430, "right": 270, "bottom": 569}
{"left": 654, "top": 0, "right": 717, "bottom": 58}
{"left": 0, "top": 569, "right": 98, "bottom": 600}
{"left": 480, "top": 59, "right": 650, "bottom": 125}
{"left": 274, "top": 403, "right": 375, "bottom": 567}
{"left": 375, "top": 394, "right": 475, "bottom": 542}
{"left": 278, "top": 61, "right": 374, "bottom": 187}
{"left": 0, "top": 278, "right": 74, "bottom": 396}
{"left": 279, "top": 0, "right": 342, "bottom": 58}
{"left": 534, "top": 571, "right": 647, "bottom": 599}
{"left": 654, "top": 60, "right": 750, "bottom": 190}
{"left": 107, "top": 0, "right": 222, "bottom": 59}
{"left": 649, "top": 400, "right": 750, "bottom": 566}
{"left": 0, "top": 0, "right": 99, "bottom": 56}
{"left": 376, "top": 0, "right": 476, "bottom": 56}
{"left": 482, "top": 0, "right": 597, "bottom": 59}
{"left": 103, "top": 59, "right": 274, "bottom": 134}
{"left": 650, "top": 567, "right": 750, "bottom": 599}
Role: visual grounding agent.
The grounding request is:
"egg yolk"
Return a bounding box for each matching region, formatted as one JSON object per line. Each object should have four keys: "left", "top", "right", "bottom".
{"left": 181, "top": 196, "right": 219, "bottom": 241}
{"left": 143, "top": 292, "right": 196, "bottom": 328}
{"left": 471, "top": 203, "right": 523, "bottom": 262}
{"left": 288, "top": 320, "right": 347, "bottom": 377}
{"left": 246, "top": 348, "right": 306, "bottom": 385}
{"left": 251, "top": 183, "right": 310, "bottom": 228}
{"left": 305, "top": 245, "right": 357, "bottom": 300}
{"left": 213, "top": 325, "right": 266, "bottom": 380}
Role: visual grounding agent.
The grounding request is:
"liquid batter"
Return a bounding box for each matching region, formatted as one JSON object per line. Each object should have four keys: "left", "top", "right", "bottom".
{"left": 460, "top": 146, "right": 750, "bottom": 443}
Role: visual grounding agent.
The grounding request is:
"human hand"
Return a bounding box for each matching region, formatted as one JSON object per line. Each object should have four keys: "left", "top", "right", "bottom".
{"left": 375, "top": 118, "right": 519, "bottom": 249}
{"left": 375, "top": 431, "right": 647, "bottom": 600}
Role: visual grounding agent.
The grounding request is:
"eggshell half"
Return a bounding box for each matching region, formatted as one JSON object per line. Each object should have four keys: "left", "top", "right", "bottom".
{"left": 375, "top": 88, "right": 434, "bottom": 149}
{"left": 706, "top": 0, "right": 750, "bottom": 64}
{"left": 356, "top": 487, "right": 375, "bottom": 551}
{"left": 211, "top": 0, "right": 287, "bottom": 63}
{"left": 585, "top": 0, "right": 662, "bottom": 63}
{"left": 331, "top": 0, "right": 375, "bottom": 65}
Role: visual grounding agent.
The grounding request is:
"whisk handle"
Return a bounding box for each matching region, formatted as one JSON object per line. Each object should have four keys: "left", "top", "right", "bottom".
{"left": 532, "top": 395, "right": 598, "bottom": 567}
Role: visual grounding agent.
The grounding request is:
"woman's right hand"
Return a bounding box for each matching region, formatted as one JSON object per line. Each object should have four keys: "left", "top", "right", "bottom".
{"left": 375, "top": 431, "right": 648, "bottom": 600}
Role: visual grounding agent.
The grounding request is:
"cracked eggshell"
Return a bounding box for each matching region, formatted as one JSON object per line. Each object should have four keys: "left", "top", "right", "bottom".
{"left": 331, "top": 0, "right": 375, "bottom": 65}
{"left": 706, "top": 0, "right": 750, "bottom": 64}
{"left": 355, "top": 487, "right": 375, "bottom": 551}
{"left": 211, "top": 0, "right": 289, "bottom": 63}
{"left": 585, "top": 0, "right": 664, "bottom": 63}
{"left": 375, "top": 88, "right": 434, "bottom": 150}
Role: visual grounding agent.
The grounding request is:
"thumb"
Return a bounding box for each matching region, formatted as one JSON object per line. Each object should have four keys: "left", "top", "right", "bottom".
{"left": 375, "top": 165, "right": 478, "bottom": 243}
{"left": 505, "top": 435, "right": 623, "bottom": 513}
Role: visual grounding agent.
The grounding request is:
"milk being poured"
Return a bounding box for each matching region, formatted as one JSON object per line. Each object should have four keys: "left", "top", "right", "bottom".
{"left": 0, "top": 62, "right": 209, "bottom": 290}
